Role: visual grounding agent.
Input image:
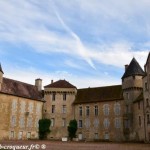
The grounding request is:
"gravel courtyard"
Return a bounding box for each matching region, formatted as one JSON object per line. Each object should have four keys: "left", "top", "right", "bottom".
{"left": 0, "top": 140, "right": 150, "bottom": 150}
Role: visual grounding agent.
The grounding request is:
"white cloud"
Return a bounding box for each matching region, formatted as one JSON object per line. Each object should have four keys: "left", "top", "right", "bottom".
{"left": 4, "top": 65, "right": 120, "bottom": 89}
{"left": 0, "top": 0, "right": 149, "bottom": 70}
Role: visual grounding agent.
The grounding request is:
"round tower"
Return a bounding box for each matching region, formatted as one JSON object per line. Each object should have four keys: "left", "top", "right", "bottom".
{"left": 122, "top": 58, "right": 145, "bottom": 102}
{"left": 122, "top": 58, "right": 145, "bottom": 140}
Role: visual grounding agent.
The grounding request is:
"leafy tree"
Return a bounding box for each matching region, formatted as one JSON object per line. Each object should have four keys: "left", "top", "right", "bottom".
{"left": 68, "top": 119, "right": 77, "bottom": 140}
{"left": 39, "top": 119, "right": 51, "bottom": 140}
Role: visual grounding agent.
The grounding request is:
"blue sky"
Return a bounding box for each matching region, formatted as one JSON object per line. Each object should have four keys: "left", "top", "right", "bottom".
{"left": 0, "top": 0, "right": 149, "bottom": 88}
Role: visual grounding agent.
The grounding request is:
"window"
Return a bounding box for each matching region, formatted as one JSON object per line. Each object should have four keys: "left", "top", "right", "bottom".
{"left": 27, "top": 132, "right": 31, "bottom": 139}
{"left": 52, "top": 92, "right": 56, "bottom": 101}
{"left": 79, "top": 120, "right": 83, "bottom": 128}
{"left": 85, "top": 118, "right": 90, "bottom": 128}
{"left": 125, "top": 105, "right": 130, "bottom": 113}
{"left": 104, "top": 132, "right": 109, "bottom": 140}
{"left": 94, "top": 105, "right": 98, "bottom": 116}
{"left": 51, "top": 118, "right": 55, "bottom": 127}
{"left": 62, "top": 118, "right": 66, "bottom": 127}
{"left": 79, "top": 106, "right": 82, "bottom": 116}
{"left": 86, "top": 106, "right": 90, "bottom": 116}
{"left": 145, "top": 82, "right": 148, "bottom": 91}
{"left": 18, "top": 131, "right": 23, "bottom": 140}
{"left": 103, "top": 118, "right": 110, "bottom": 129}
{"left": 63, "top": 92, "right": 67, "bottom": 101}
{"left": 11, "top": 116, "right": 16, "bottom": 127}
{"left": 103, "top": 104, "right": 109, "bottom": 116}
{"left": 19, "top": 117, "right": 25, "bottom": 128}
{"left": 28, "top": 103, "right": 33, "bottom": 113}
{"left": 138, "top": 101, "right": 141, "bottom": 109}
{"left": 12, "top": 101, "right": 17, "bottom": 112}
{"left": 94, "top": 133, "right": 99, "bottom": 139}
{"left": 147, "top": 114, "right": 150, "bottom": 124}
{"left": 146, "top": 99, "right": 149, "bottom": 107}
{"left": 114, "top": 103, "right": 120, "bottom": 115}
{"left": 27, "top": 117, "right": 32, "bottom": 127}
{"left": 10, "top": 131, "right": 15, "bottom": 138}
{"left": 36, "top": 104, "right": 41, "bottom": 114}
{"left": 94, "top": 119, "right": 99, "bottom": 128}
{"left": 62, "top": 105, "right": 66, "bottom": 114}
{"left": 139, "top": 116, "right": 141, "bottom": 127}
{"left": 52, "top": 105, "right": 55, "bottom": 113}
{"left": 20, "top": 101, "right": 25, "bottom": 114}
{"left": 124, "top": 120, "right": 130, "bottom": 128}
{"left": 35, "top": 118, "right": 39, "bottom": 128}
{"left": 115, "top": 118, "right": 121, "bottom": 128}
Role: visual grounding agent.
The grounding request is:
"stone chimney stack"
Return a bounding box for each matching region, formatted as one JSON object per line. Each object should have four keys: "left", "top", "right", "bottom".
{"left": 125, "top": 64, "right": 129, "bottom": 71}
{"left": 0, "top": 64, "right": 4, "bottom": 91}
{"left": 35, "top": 78, "right": 42, "bottom": 91}
{"left": 51, "top": 80, "right": 53, "bottom": 84}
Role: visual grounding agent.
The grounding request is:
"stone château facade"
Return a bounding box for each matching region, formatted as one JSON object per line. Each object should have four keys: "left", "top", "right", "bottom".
{"left": 0, "top": 52, "right": 150, "bottom": 142}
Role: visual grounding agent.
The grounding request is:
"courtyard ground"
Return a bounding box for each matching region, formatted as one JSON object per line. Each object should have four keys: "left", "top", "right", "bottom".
{"left": 0, "top": 140, "right": 150, "bottom": 150}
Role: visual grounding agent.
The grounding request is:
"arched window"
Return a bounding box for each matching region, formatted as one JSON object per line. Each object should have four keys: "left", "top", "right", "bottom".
{"left": 93, "top": 118, "right": 99, "bottom": 128}
{"left": 103, "top": 104, "right": 109, "bottom": 116}
{"left": 85, "top": 118, "right": 90, "bottom": 129}
{"left": 114, "top": 103, "right": 121, "bottom": 115}
{"left": 103, "top": 118, "right": 110, "bottom": 129}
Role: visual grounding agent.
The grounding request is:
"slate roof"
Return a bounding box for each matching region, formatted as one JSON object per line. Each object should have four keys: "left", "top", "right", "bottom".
{"left": 44, "top": 80, "right": 76, "bottom": 88}
{"left": 74, "top": 85, "right": 123, "bottom": 104}
{"left": 122, "top": 58, "right": 145, "bottom": 79}
{"left": 0, "top": 77, "right": 43, "bottom": 101}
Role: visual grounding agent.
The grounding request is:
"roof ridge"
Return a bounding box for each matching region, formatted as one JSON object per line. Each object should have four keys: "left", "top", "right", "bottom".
{"left": 3, "top": 77, "right": 36, "bottom": 87}
{"left": 78, "top": 84, "right": 121, "bottom": 90}
{"left": 44, "top": 79, "right": 76, "bottom": 88}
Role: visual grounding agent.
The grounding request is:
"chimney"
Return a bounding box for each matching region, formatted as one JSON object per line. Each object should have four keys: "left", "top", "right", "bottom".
{"left": 51, "top": 80, "right": 53, "bottom": 84}
{"left": 125, "top": 64, "right": 129, "bottom": 71}
{"left": 35, "top": 78, "right": 42, "bottom": 91}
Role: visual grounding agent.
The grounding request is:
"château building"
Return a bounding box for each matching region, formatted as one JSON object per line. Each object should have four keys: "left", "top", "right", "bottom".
{"left": 0, "top": 52, "right": 150, "bottom": 142}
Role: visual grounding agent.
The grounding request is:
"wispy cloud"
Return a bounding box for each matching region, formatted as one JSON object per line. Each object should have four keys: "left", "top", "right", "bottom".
{"left": 0, "top": 0, "right": 150, "bottom": 88}
{"left": 0, "top": 0, "right": 149, "bottom": 69}
{"left": 4, "top": 64, "right": 120, "bottom": 89}
{"left": 53, "top": 6, "right": 96, "bottom": 69}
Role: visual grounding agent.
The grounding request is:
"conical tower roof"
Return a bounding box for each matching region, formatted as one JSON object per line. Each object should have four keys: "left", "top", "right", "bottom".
{"left": 122, "top": 58, "right": 145, "bottom": 79}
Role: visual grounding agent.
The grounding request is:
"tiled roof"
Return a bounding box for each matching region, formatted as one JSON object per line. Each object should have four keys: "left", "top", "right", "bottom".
{"left": 44, "top": 80, "right": 76, "bottom": 88}
{"left": 0, "top": 77, "right": 43, "bottom": 101}
{"left": 74, "top": 85, "right": 123, "bottom": 104}
{"left": 122, "top": 58, "right": 145, "bottom": 79}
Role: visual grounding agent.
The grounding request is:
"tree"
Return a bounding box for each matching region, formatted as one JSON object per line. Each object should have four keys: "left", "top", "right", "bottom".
{"left": 68, "top": 119, "right": 77, "bottom": 140}
{"left": 39, "top": 119, "right": 51, "bottom": 140}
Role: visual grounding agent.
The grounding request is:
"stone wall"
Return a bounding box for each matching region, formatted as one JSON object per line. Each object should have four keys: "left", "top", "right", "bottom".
{"left": 0, "top": 93, "right": 43, "bottom": 140}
